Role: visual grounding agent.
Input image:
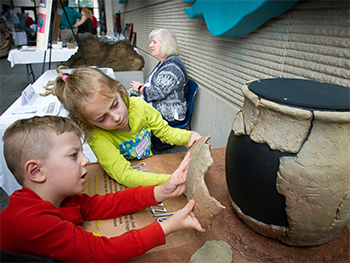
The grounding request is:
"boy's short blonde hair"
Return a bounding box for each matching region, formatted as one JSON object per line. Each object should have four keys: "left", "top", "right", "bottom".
{"left": 3, "top": 116, "right": 82, "bottom": 185}
{"left": 55, "top": 66, "right": 129, "bottom": 141}
{"left": 149, "top": 28, "right": 180, "bottom": 58}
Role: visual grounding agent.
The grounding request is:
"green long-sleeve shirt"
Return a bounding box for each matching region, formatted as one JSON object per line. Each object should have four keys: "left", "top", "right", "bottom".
{"left": 89, "top": 97, "right": 191, "bottom": 188}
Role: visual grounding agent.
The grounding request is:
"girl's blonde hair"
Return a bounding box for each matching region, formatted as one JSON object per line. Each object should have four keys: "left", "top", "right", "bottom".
{"left": 81, "top": 8, "right": 92, "bottom": 20}
{"left": 149, "top": 28, "right": 180, "bottom": 58}
{"left": 55, "top": 66, "right": 130, "bottom": 141}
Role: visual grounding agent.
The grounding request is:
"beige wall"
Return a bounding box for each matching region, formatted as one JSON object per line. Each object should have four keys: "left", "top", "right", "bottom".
{"left": 108, "top": 0, "right": 350, "bottom": 149}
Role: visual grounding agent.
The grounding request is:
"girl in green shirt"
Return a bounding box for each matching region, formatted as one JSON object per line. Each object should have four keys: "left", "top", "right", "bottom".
{"left": 55, "top": 66, "right": 204, "bottom": 187}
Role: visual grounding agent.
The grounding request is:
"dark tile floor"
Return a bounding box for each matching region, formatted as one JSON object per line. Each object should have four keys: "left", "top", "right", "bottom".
{"left": 0, "top": 55, "right": 63, "bottom": 114}
{"left": 0, "top": 55, "right": 187, "bottom": 208}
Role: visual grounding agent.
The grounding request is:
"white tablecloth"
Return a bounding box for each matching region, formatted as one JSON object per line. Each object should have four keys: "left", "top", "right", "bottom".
{"left": 0, "top": 68, "right": 115, "bottom": 195}
{"left": 12, "top": 32, "right": 27, "bottom": 46}
{"left": 7, "top": 48, "right": 78, "bottom": 67}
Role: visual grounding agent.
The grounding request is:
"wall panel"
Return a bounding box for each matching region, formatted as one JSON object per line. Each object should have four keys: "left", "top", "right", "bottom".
{"left": 120, "top": 0, "right": 349, "bottom": 148}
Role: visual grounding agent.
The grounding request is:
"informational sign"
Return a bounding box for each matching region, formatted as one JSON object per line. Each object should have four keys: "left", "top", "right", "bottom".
{"left": 82, "top": 162, "right": 200, "bottom": 253}
{"left": 36, "top": 0, "right": 53, "bottom": 50}
{"left": 21, "top": 84, "right": 38, "bottom": 106}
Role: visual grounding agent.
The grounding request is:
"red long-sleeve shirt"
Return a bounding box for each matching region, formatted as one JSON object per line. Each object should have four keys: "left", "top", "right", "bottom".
{"left": 0, "top": 186, "right": 165, "bottom": 262}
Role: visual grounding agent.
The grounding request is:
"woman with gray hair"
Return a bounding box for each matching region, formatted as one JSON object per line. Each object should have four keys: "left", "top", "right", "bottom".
{"left": 130, "top": 28, "right": 188, "bottom": 126}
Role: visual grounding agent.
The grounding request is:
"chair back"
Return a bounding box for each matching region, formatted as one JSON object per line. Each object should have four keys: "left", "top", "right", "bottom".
{"left": 172, "top": 78, "right": 198, "bottom": 129}
{"left": 186, "top": 79, "right": 198, "bottom": 117}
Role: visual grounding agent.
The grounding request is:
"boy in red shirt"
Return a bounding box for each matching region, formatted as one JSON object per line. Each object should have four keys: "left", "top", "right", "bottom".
{"left": 0, "top": 116, "right": 204, "bottom": 262}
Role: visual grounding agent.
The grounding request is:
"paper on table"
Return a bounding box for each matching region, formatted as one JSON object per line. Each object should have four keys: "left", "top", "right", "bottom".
{"left": 21, "top": 84, "right": 38, "bottom": 106}
{"left": 36, "top": 100, "right": 61, "bottom": 116}
{"left": 6, "top": 105, "right": 41, "bottom": 117}
{"left": 19, "top": 47, "right": 37, "bottom": 51}
{"left": 2, "top": 100, "right": 61, "bottom": 119}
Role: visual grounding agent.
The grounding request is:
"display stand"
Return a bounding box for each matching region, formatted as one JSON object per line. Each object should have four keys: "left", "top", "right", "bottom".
{"left": 40, "top": 0, "right": 87, "bottom": 74}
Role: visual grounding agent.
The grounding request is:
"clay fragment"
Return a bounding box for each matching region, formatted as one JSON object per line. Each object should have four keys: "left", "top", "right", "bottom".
{"left": 184, "top": 144, "right": 225, "bottom": 229}
{"left": 232, "top": 111, "right": 245, "bottom": 136}
{"left": 250, "top": 98, "right": 312, "bottom": 153}
{"left": 188, "top": 135, "right": 211, "bottom": 156}
{"left": 241, "top": 85, "right": 260, "bottom": 135}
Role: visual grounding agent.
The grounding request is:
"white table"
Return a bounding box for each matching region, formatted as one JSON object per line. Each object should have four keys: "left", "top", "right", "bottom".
{"left": 7, "top": 48, "right": 78, "bottom": 83}
{"left": 12, "top": 32, "right": 27, "bottom": 46}
{"left": 7, "top": 48, "right": 78, "bottom": 67}
{"left": 0, "top": 68, "right": 115, "bottom": 196}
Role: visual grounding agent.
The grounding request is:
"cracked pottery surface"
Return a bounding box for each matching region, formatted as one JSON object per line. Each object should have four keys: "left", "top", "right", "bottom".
{"left": 230, "top": 84, "right": 350, "bottom": 246}
{"left": 185, "top": 140, "right": 225, "bottom": 229}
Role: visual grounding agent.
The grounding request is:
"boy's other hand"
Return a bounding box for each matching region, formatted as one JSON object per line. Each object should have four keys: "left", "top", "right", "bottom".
{"left": 160, "top": 200, "right": 206, "bottom": 235}
{"left": 154, "top": 152, "right": 190, "bottom": 203}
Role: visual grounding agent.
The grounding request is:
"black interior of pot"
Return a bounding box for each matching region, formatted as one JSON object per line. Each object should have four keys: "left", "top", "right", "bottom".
{"left": 225, "top": 131, "right": 295, "bottom": 227}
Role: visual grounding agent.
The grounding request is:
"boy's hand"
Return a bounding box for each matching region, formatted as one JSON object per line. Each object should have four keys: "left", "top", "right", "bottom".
{"left": 160, "top": 200, "right": 206, "bottom": 235}
{"left": 154, "top": 152, "right": 190, "bottom": 203}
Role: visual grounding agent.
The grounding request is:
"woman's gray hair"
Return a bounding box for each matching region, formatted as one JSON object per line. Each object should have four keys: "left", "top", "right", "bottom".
{"left": 149, "top": 28, "right": 180, "bottom": 57}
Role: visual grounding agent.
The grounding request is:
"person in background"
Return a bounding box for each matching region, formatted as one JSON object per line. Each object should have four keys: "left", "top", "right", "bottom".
{"left": 23, "top": 13, "right": 34, "bottom": 28}
{"left": 1, "top": 11, "right": 9, "bottom": 32}
{"left": 76, "top": 8, "right": 93, "bottom": 34}
{"left": 55, "top": 66, "right": 203, "bottom": 188}
{"left": 0, "top": 10, "right": 13, "bottom": 51}
{"left": 90, "top": 9, "right": 97, "bottom": 35}
{"left": 57, "top": 0, "right": 86, "bottom": 43}
{"left": 130, "top": 28, "right": 188, "bottom": 127}
{"left": 0, "top": 115, "right": 204, "bottom": 262}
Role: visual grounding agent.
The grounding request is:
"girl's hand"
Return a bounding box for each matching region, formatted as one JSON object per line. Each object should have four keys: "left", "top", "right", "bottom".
{"left": 188, "top": 132, "right": 211, "bottom": 148}
{"left": 154, "top": 152, "right": 190, "bottom": 202}
{"left": 160, "top": 200, "right": 206, "bottom": 235}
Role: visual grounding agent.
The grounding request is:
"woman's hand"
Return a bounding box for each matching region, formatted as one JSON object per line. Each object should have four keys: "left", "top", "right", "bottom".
{"left": 130, "top": 81, "right": 143, "bottom": 92}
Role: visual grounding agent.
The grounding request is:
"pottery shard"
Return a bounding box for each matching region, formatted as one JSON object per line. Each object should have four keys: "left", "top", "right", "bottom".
{"left": 277, "top": 111, "right": 350, "bottom": 246}
{"left": 184, "top": 144, "right": 225, "bottom": 229}
{"left": 231, "top": 111, "right": 245, "bottom": 136}
{"left": 250, "top": 98, "right": 313, "bottom": 153}
{"left": 230, "top": 197, "right": 287, "bottom": 239}
{"left": 241, "top": 84, "right": 260, "bottom": 135}
{"left": 62, "top": 34, "right": 144, "bottom": 71}
{"left": 188, "top": 135, "right": 211, "bottom": 156}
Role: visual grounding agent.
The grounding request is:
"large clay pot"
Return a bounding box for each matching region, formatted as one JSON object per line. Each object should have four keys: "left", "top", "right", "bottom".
{"left": 225, "top": 78, "right": 350, "bottom": 246}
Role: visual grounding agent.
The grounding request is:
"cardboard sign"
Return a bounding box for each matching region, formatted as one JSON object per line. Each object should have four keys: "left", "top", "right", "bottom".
{"left": 82, "top": 163, "right": 155, "bottom": 237}
{"left": 82, "top": 161, "right": 201, "bottom": 252}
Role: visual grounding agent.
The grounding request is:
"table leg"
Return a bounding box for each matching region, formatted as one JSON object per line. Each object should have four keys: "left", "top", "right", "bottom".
{"left": 42, "top": 50, "right": 47, "bottom": 74}
{"left": 26, "top": 64, "right": 36, "bottom": 84}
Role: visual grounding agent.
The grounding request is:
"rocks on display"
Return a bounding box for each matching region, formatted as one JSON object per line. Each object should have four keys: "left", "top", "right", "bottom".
{"left": 190, "top": 240, "right": 233, "bottom": 263}
{"left": 62, "top": 34, "right": 144, "bottom": 71}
